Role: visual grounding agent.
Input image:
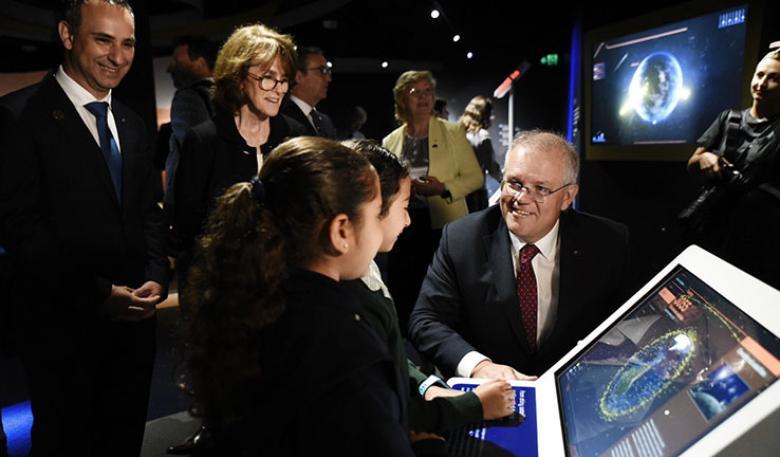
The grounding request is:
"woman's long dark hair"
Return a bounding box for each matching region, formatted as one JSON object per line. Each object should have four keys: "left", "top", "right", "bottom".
{"left": 186, "top": 136, "right": 378, "bottom": 431}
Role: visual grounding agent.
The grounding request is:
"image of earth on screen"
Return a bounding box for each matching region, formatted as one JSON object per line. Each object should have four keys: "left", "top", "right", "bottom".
{"left": 590, "top": 6, "right": 748, "bottom": 147}
{"left": 557, "top": 266, "right": 780, "bottom": 457}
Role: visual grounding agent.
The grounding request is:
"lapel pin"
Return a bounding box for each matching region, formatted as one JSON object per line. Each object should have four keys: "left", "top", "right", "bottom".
{"left": 52, "top": 109, "right": 64, "bottom": 120}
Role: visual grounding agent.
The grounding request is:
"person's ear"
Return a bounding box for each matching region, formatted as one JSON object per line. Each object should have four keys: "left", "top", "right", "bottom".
{"left": 58, "top": 21, "right": 75, "bottom": 51}
{"left": 560, "top": 183, "right": 579, "bottom": 211}
{"left": 294, "top": 70, "right": 306, "bottom": 85}
{"left": 327, "top": 213, "right": 353, "bottom": 255}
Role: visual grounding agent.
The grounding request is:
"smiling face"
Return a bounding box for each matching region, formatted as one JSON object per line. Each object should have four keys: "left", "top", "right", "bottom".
{"left": 500, "top": 144, "right": 578, "bottom": 244}
{"left": 59, "top": 0, "right": 135, "bottom": 99}
{"left": 242, "top": 55, "right": 287, "bottom": 119}
{"left": 378, "top": 177, "right": 411, "bottom": 252}
{"left": 751, "top": 56, "right": 780, "bottom": 108}
{"left": 340, "top": 176, "right": 384, "bottom": 280}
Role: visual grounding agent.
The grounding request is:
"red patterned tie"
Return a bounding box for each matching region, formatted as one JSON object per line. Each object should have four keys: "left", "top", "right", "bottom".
{"left": 517, "top": 244, "right": 540, "bottom": 352}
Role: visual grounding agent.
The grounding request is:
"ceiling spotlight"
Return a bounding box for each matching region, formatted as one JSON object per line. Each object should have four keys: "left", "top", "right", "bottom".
{"left": 430, "top": 9, "right": 440, "bottom": 19}
{"left": 466, "top": 51, "right": 474, "bottom": 59}
{"left": 452, "top": 34, "right": 461, "bottom": 42}
{"left": 381, "top": 61, "right": 389, "bottom": 68}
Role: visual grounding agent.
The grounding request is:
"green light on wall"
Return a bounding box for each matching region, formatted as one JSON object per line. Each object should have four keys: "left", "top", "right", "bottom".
{"left": 540, "top": 53, "right": 559, "bottom": 66}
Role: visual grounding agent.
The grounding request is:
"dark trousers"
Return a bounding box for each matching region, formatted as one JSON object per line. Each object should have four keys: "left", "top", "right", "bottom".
{"left": 387, "top": 207, "right": 442, "bottom": 336}
{"left": 19, "top": 315, "right": 156, "bottom": 457}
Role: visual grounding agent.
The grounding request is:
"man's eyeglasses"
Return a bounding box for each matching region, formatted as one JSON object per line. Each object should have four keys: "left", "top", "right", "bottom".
{"left": 246, "top": 73, "right": 289, "bottom": 92}
{"left": 408, "top": 87, "right": 434, "bottom": 98}
{"left": 307, "top": 65, "right": 332, "bottom": 76}
{"left": 502, "top": 179, "right": 573, "bottom": 203}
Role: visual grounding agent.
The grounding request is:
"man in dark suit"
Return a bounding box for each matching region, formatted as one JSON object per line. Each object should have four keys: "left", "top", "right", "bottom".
{"left": 164, "top": 35, "right": 215, "bottom": 205}
{"left": 0, "top": 1, "right": 169, "bottom": 456}
{"left": 409, "top": 131, "right": 629, "bottom": 379}
{"left": 281, "top": 46, "right": 337, "bottom": 138}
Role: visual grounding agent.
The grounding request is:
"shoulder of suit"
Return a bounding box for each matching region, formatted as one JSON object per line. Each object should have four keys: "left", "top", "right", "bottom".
{"left": 276, "top": 112, "right": 307, "bottom": 133}
{"left": 382, "top": 124, "right": 405, "bottom": 145}
{"left": 0, "top": 81, "right": 44, "bottom": 118}
{"left": 0, "top": 75, "right": 58, "bottom": 121}
{"left": 444, "top": 204, "right": 502, "bottom": 238}
{"left": 562, "top": 209, "right": 628, "bottom": 238}
{"left": 432, "top": 116, "right": 465, "bottom": 134}
{"left": 111, "top": 98, "right": 146, "bottom": 129}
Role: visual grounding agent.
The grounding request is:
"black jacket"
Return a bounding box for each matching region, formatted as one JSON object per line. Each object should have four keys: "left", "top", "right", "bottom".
{"left": 409, "top": 205, "right": 630, "bottom": 377}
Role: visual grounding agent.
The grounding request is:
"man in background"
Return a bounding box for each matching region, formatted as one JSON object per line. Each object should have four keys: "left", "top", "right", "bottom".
{"left": 281, "top": 46, "right": 337, "bottom": 138}
{"left": 164, "top": 35, "right": 215, "bottom": 212}
{"left": 0, "top": 1, "right": 169, "bottom": 455}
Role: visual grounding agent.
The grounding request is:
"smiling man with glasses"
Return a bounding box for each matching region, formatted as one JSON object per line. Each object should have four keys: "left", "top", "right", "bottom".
{"left": 409, "top": 130, "right": 630, "bottom": 382}
{"left": 282, "top": 46, "right": 337, "bottom": 138}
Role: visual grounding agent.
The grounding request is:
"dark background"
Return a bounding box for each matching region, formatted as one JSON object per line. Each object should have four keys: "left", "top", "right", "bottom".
{"left": 1, "top": 0, "right": 778, "bottom": 289}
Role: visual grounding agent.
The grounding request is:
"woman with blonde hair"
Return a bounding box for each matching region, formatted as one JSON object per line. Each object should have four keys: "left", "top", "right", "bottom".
{"left": 382, "top": 71, "right": 483, "bottom": 332}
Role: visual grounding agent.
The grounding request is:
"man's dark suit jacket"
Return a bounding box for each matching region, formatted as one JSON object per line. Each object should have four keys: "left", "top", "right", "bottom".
{"left": 0, "top": 74, "right": 169, "bottom": 312}
{"left": 281, "top": 98, "right": 337, "bottom": 139}
{"left": 409, "top": 205, "right": 629, "bottom": 377}
{"left": 0, "top": 73, "right": 169, "bottom": 455}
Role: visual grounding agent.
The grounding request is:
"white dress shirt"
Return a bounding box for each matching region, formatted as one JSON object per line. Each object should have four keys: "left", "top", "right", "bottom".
{"left": 456, "top": 221, "right": 562, "bottom": 377}
{"left": 54, "top": 65, "right": 122, "bottom": 153}
{"left": 289, "top": 95, "right": 318, "bottom": 132}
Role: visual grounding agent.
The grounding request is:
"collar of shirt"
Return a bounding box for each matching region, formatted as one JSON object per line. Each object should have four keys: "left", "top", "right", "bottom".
{"left": 289, "top": 95, "right": 314, "bottom": 117}
{"left": 55, "top": 65, "right": 112, "bottom": 106}
{"left": 359, "top": 260, "right": 393, "bottom": 300}
{"left": 508, "top": 219, "right": 560, "bottom": 267}
{"left": 55, "top": 65, "right": 121, "bottom": 152}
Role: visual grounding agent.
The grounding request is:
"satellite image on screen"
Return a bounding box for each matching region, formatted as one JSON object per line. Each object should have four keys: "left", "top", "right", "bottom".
{"left": 590, "top": 6, "right": 748, "bottom": 147}
{"left": 557, "top": 267, "right": 780, "bottom": 457}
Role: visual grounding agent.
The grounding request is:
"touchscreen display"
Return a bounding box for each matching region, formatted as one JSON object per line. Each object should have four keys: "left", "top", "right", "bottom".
{"left": 557, "top": 266, "right": 780, "bottom": 457}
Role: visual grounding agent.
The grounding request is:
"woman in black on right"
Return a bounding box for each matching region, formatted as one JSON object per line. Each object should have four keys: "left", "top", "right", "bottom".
{"left": 185, "top": 137, "right": 414, "bottom": 456}
{"left": 686, "top": 49, "right": 780, "bottom": 289}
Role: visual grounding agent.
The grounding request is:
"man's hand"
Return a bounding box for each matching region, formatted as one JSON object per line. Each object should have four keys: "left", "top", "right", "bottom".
{"left": 471, "top": 360, "right": 537, "bottom": 381}
{"left": 474, "top": 379, "right": 516, "bottom": 420}
{"left": 413, "top": 175, "right": 445, "bottom": 196}
{"left": 103, "top": 281, "right": 162, "bottom": 321}
{"left": 131, "top": 280, "right": 163, "bottom": 319}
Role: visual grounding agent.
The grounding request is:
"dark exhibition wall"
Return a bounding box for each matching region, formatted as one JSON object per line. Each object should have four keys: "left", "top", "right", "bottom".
{"left": 1, "top": 0, "right": 778, "bottom": 289}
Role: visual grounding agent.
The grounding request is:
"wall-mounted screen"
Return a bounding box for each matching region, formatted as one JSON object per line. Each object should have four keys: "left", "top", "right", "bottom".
{"left": 583, "top": 1, "right": 762, "bottom": 161}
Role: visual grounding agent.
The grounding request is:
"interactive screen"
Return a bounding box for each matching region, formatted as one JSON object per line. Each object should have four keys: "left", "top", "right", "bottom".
{"left": 556, "top": 266, "right": 780, "bottom": 457}
{"left": 590, "top": 6, "right": 748, "bottom": 148}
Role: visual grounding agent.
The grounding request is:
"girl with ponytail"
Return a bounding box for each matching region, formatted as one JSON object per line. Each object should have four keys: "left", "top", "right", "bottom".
{"left": 186, "top": 136, "right": 414, "bottom": 456}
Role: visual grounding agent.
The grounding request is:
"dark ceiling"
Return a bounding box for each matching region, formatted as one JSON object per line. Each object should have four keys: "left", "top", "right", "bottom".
{"left": 0, "top": 0, "right": 690, "bottom": 74}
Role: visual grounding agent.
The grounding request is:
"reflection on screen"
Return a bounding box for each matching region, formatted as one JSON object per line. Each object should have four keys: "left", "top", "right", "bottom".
{"left": 556, "top": 266, "right": 780, "bottom": 457}
{"left": 590, "top": 6, "right": 748, "bottom": 147}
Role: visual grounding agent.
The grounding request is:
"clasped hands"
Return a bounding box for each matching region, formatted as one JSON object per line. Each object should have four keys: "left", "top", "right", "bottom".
{"left": 103, "top": 281, "right": 163, "bottom": 322}
{"left": 412, "top": 175, "right": 445, "bottom": 196}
